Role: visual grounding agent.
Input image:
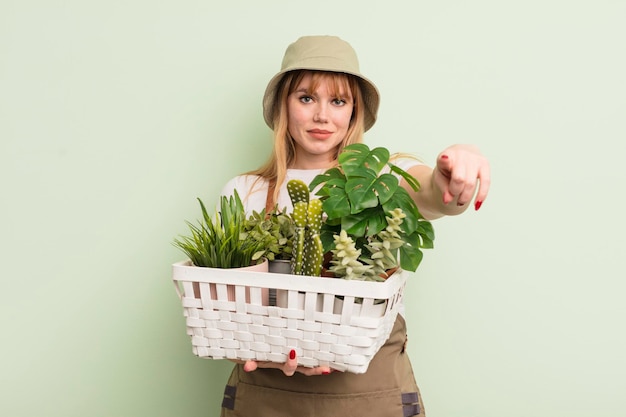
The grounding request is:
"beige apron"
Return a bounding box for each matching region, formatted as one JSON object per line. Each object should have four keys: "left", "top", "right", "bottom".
{"left": 219, "top": 315, "right": 425, "bottom": 417}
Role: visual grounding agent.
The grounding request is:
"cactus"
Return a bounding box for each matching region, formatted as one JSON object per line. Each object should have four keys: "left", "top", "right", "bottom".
{"left": 302, "top": 199, "right": 324, "bottom": 276}
{"left": 291, "top": 201, "right": 307, "bottom": 274}
{"left": 287, "top": 179, "right": 324, "bottom": 276}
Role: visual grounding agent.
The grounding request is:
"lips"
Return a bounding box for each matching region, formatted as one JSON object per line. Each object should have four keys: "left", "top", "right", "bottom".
{"left": 308, "top": 129, "right": 333, "bottom": 139}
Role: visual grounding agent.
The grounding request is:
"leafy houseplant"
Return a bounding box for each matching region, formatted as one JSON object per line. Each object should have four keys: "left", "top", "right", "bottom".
{"left": 297, "top": 143, "right": 435, "bottom": 281}
{"left": 173, "top": 190, "right": 268, "bottom": 268}
{"left": 241, "top": 207, "right": 295, "bottom": 263}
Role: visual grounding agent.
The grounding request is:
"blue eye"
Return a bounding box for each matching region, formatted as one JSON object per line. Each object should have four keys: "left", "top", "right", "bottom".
{"left": 333, "top": 98, "right": 346, "bottom": 106}
{"left": 299, "top": 96, "right": 313, "bottom": 103}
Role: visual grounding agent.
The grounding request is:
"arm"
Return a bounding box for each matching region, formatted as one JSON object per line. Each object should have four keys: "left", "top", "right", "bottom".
{"left": 402, "top": 144, "right": 491, "bottom": 220}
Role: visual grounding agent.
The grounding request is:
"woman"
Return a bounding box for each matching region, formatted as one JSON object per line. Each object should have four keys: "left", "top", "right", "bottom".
{"left": 219, "top": 35, "right": 490, "bottom": 417}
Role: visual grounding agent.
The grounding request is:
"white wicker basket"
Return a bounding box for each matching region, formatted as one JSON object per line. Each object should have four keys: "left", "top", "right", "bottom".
{"left": 172, "top": 260, "right": 407, "bottom": 374}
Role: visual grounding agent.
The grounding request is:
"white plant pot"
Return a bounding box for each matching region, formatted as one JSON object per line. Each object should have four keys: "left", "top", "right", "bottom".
{"left": 191, "top": 259, "right": 270, "bottom": 305}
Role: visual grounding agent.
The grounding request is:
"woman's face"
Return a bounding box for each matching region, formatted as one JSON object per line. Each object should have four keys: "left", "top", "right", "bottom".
{"left": 287, "top": 73, "right": 354, "bottom": 169}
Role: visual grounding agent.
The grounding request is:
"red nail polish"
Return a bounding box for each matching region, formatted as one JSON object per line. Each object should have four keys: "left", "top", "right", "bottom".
{"left": 475, "top": 200, "right": 483, "bottom": 211}
{"left": 322, "top": 371, "right": 330, "bottom": 375}
{"left": 440, "top": 154, "right": 449, "bottom": 159}
{"left": 289, "top": 349, "right": 296, "bottom": 360}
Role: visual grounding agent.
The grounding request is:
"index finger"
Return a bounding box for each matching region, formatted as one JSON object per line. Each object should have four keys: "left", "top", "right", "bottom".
{"left": 474, "top": 163, "right": 491, "bottom": 209}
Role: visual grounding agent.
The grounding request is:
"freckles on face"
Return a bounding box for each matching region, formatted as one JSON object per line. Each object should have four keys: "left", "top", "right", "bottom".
{"left": 286, "top": 74, "right": 354, "bottom": 165}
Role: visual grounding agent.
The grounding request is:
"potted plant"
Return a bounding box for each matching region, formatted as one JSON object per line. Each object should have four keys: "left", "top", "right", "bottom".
{"left": 170, "top": 147, "right": 430, "bottom": 370}
{"left": 288, "top": 143, "right": 435, "bottom": 282}
{"left": 173, "top": 190, "right": 269, "bottom": 269}
{"left": 173, "top": 190, "right": 270, "bottom": 301}
{"left": 241, "top": 206, "right": 295, "bottom": 274}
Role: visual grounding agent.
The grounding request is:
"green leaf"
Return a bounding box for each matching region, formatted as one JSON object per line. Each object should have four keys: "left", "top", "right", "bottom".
{"left": 345, "top": 177, "right": 379, "bottom": 212}
{"left": 338, "top": 144, "right": 389, "bottom": 176}
{"left": 310, "top": 168, "right": 345, "bottom": 192}
{"left": 388, "top": 163, "right": 421, "bottom": 192}
{"left": 383, "top": 187, "right": 421, "bottom": 233}
{"left": 417, "top": 221, "right": 436, "bottom": 246}
{"left": 321, "top": 187, "right": 351, "bottom": 219}
{"left": 399, "top": 244, "right": 423, "bottom": 272}
{"left": 341, "top": 207, "right": 387, "bottom": 237}
{"left": 403, "top": 230, "right": 421, "bottom": 248}
{"left": 343, "top": 173, "right": 398, "bottom": 213}
{"left": 320, "top": 225, "right": 340, "bottom": 253}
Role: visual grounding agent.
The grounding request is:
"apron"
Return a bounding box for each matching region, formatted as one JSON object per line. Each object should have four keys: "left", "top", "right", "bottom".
{"left": 219, "top": 315, "right": 425, "bottom": 417}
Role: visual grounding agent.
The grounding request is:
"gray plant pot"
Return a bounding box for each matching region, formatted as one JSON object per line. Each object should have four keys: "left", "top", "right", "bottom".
{"left": 268, "top": 259, "right": 292, "bottom": 305}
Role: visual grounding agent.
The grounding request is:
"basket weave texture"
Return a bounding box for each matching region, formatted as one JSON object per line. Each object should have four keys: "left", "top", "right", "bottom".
{"left": 172, "top": 260, "right": 407, "bottom": 374}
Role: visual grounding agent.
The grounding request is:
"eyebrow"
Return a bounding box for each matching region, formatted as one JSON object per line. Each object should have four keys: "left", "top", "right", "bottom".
{"left": 293, "top": 88, "right": 351, "bottom": 99}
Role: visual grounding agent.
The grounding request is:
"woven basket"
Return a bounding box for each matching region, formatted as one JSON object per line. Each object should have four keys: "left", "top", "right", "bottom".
{"left": 172, "top": 260, "right": 407, "bottom": 374}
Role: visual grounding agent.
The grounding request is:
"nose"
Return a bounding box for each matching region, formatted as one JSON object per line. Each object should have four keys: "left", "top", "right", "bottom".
{"left": 314, "top": 103, "right": 328, "bottom": 123}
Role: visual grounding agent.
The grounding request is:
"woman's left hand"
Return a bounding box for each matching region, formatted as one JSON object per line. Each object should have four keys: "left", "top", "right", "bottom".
{"left": 433, "top": 144, "right": 491, "bottom": 211}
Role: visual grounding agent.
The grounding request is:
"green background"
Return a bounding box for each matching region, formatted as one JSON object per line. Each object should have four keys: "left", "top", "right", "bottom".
{"left": 2, "top": 1, "right": 624, "bottom": 416}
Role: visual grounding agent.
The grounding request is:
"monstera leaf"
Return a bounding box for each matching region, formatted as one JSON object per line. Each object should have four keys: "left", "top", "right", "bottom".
{"left": 310, "top": 143, "right": 435, "bottom": 274}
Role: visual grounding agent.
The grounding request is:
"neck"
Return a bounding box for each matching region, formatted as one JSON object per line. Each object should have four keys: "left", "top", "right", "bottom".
{"left": 290, "top": 153, "right": 336, "bottom": 170}
{"left": 290, "top": 161, "right": 333, "bottom": 170}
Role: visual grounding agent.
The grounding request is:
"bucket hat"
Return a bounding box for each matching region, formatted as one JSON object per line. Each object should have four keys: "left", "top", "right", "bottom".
{"left": 262, "top": 35, "right": 380, "bottom": 132}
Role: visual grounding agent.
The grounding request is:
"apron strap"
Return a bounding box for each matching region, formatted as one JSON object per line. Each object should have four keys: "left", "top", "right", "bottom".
{"left": 265, "top": 177, "right": 277, "bottom": 219}
{"left": 221, "top": 385, "right": 236, "bottom": 410}
{"left": 402, "top": 391, "right": 421, "bottom": 416}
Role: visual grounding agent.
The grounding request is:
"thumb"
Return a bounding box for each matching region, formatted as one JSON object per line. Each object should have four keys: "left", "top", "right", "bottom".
{"left": 282, "top": 349, "right": 298, "bottom": 376}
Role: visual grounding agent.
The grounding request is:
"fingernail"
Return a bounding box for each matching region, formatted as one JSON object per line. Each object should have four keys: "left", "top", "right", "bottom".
{"left": 475, "top": 200, "right": 483, "bottom": 211}
{"left": 322, "top": 371, "right": 331, "bottom": 375}
{"left": 289, "top": 349, "right": 296, "bottom": 360}
{"left": 440, "top": 154, "right": 449, "bottom": 159}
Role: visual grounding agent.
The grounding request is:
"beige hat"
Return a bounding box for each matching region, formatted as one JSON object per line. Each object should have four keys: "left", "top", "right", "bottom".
{"left": 262, "top": 35, "right": 380, "bottom": 132}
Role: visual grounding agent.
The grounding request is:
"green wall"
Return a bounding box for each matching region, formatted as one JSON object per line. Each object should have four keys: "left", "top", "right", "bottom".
{"left": 2, "top": 1, "right": 625, "bottom": 416}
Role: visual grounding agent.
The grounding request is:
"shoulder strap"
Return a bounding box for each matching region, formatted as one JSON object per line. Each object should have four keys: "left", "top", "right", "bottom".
{"left": 265, "top": 177, "right": 277, "bottom": 218}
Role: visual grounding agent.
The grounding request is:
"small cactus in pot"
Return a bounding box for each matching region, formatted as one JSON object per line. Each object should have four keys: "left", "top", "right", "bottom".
{"left": 287, "top": 179, "right": 324, "bottom": 276}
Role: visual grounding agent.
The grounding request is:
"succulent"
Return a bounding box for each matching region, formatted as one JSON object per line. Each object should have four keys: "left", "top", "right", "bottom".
{"left": 361, "top": 208, "right": 407, "bottom": 277}
{"left": 242, "top": 206, "right": 295, "bottom": 262}
{"left": 328, "top": 230, "right": 375, "bottom": 280}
